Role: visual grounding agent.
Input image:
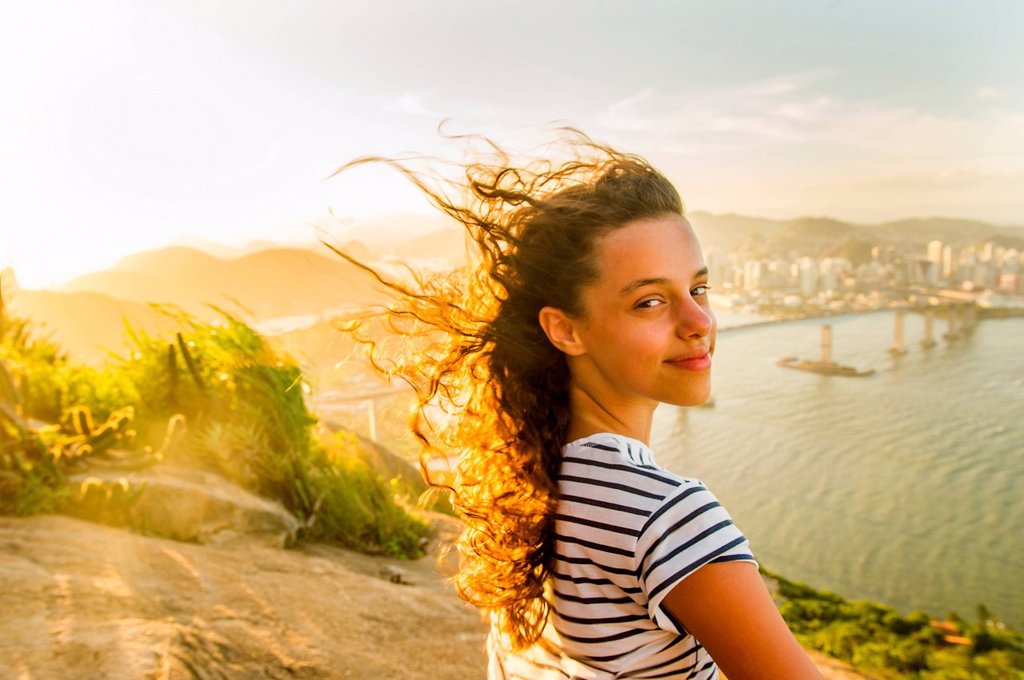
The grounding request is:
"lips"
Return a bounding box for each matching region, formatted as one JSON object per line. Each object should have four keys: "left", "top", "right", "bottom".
{"left": 665, "top": 349, "right": 712, "bottom": 371}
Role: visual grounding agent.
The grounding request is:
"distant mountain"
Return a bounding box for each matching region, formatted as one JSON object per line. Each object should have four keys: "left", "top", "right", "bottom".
{"left": 388, "top": 227, "right": 468, "bottom": 262}
{"left": 689, "top": 212, "right": 1024, "bottom": 255}
{"left": 168, "top": 236, "right": 315, "bottom": 259}
{"left": 61, "top": 246, "right": 397, "bottom": 320}
{"left": 319, "top": 213, "right": 467, "bottom": 263}
{"left": 867, "top": 217, "right": 1024, "bottom": 247}
{"left": 103, "top": 247, "right": 222, "bottom": 277}
{"left": 687, "top": 212, "right": 789, "bottom": 250}
{"left": 21, "top": 211, "right": 1022, "bottom": 366}
{"left": 8, "top": 289, "right": 183, "bottom": 365}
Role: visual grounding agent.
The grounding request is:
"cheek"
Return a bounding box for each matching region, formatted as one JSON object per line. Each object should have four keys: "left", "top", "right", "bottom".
{"left": 591, "top": 326, "right": 656, "bottom": 366}
{"left": 620, "top": 330, "right": 666, "bottom": 364}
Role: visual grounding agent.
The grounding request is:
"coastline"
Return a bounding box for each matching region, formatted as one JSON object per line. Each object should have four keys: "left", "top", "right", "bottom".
{"left": 716, "top": 294, "right": 1024, "bottom": 335}
{"left": 719, "top": 305, "right": 915, "bottom": 334}
{"left": 666, "top": 311, "right": 1024, "bottom": 629}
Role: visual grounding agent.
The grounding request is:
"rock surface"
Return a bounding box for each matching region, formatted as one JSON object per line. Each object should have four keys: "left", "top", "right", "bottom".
{"left": 0, "top": 514, "right": 873, "bottom": 680}
{"left": 66, "top": 464, "right": 300, "bottom": 547}
{"left": 0, "top": 514, "right": 484, "bottom": 680}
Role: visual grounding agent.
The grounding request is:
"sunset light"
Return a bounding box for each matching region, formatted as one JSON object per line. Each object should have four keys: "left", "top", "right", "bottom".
{"left": 2, "top": 3, "right": 1023, "bottom": 679}
{"left": 2, "top": 1, "right": 1021, "bottom": 289}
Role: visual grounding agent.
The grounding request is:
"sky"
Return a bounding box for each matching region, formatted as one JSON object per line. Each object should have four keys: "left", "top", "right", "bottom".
{"left": 2, "top": 0, "right": 1022, "bottom": 289}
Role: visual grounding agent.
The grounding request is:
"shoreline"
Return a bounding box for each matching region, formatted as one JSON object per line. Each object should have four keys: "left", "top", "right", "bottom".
{"left": 719, "top": 305, "right": 915, "bottom": 334}
{"left": 684, "top": 310, "right": 1023, "bottom": 626}
{"left": 717, "top": 298, "right": 1024, "bottom": 334}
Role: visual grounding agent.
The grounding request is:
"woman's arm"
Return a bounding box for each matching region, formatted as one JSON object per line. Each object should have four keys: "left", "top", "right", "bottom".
{"left": 661, "top": 561, "right": 823, "bottom": 680}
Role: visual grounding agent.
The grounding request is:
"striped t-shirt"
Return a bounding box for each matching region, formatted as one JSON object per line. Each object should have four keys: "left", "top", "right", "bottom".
{"left": 488, "top": 432, "right": 757, "bottom": 680}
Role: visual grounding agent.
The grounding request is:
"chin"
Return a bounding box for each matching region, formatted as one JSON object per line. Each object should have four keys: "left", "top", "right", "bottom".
{"left": 662, "top": 385, "right": 712, "bottom": 408}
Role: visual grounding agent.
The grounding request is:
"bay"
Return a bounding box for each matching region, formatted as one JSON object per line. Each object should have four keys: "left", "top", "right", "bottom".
{"left": 652, "top": 311, "right": 1024, "bottom": 624}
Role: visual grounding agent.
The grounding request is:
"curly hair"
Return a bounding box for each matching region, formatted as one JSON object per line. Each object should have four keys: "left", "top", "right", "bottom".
{"left": 327, "top": 128, "right": 683, "bottom": 649}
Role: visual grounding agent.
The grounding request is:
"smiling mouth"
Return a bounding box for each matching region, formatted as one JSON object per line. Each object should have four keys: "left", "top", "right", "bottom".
{"left": 665, "top": 350, "right": 712, "bottom": 371}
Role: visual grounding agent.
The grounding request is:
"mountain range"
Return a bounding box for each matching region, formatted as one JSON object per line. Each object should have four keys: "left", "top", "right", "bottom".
{"left": 687, "top": 212, "right": 1024, "bottom": 262}
{"left": 7, "top": 212, "right": 1022, "bottom": 365}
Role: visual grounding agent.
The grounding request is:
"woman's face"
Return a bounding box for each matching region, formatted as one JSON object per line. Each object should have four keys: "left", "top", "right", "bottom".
{"left": 569, "top": 214, "right": 716, "bottom": 410}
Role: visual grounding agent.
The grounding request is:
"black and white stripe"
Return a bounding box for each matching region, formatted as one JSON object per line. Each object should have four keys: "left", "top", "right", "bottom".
{"left": 489, "top": 432, "right": 756, "bottom": 680}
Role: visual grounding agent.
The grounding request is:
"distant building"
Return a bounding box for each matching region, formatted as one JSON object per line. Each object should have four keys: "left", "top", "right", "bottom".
{"left": 910, "top": 256, "right": 939, "bottom": 287}
{"left": 797, "top": 257, "right": 818, "bottom": 298}
{"left": 819, "top": 257, "right": 851, "bottom": 295}
{"left": 705, "top": 250, "right": 731, "bottom": 291}
{"left": 743, "top": 259, "right": 763, "bottom": 291}
{"left": 941, "top": 244, "right": 956, "bottom": 281}
{"left": 998, "top": 273, "right": 1021, "bottom": 295}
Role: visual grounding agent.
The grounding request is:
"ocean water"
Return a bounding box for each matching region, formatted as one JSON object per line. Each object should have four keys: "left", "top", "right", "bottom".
{"left": 651, "top": 311, "right": 1024, "bottom": 624}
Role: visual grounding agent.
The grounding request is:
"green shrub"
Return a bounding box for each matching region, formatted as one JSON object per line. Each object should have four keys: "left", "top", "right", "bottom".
{"left": 766, "top": 568, "right": 1024, "bottom": 679}
{"left": 1, "top": 294, "right": 429, "bottom": 559}
{"left": 113, "top": 307, "right": 428, "bottom": 558}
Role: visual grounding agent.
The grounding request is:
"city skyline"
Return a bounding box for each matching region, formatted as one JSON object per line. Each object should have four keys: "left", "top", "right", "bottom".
{"left": 2, "top": 0, "right": 1023, "bottom": 289}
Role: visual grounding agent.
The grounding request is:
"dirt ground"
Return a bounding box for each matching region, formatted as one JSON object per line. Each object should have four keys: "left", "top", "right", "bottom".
{"left": 0, "top": 514, "right": 872, "bottom": 679}
{"left": 0, "top": 514, "right": 486, "bottom": 679}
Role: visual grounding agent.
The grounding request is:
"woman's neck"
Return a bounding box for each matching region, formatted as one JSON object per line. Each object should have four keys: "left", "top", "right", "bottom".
{"left": 565, "top": 382, "right": 656, "bottom": 445}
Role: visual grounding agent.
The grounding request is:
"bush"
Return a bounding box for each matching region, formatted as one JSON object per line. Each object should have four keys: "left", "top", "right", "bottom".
{"left": 114, "top": 307, "right": 429, "bottom": 557}
{"left": 1, "top": 294, "right": 429, "bottom": 559}
{"left": 766, "top": 568, "right": 1024, "bottom": 679}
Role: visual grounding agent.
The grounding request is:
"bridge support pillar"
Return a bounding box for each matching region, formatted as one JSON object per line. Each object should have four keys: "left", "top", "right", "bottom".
{"left": 890, "top": 311, "right": 908, "bottom": 355}
{"left": 922, "top": 309, "right": 936, "bottom": 348}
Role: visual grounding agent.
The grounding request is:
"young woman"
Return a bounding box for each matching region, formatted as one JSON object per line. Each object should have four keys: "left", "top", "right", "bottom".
{"left": 332, "top": 130, "right": 823, "bottom": 680}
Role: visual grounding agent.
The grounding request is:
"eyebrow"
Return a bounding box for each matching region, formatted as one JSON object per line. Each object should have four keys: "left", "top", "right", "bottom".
{"left": 619, "top": 267, "right": 709, "bottom": 296}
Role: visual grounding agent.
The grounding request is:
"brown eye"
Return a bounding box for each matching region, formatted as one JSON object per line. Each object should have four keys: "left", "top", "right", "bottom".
{"left": 691, "top": 285, "right": 710, "bottom": 297}
{"left": 635, "top": 298, "right": 664, "bottom": 309}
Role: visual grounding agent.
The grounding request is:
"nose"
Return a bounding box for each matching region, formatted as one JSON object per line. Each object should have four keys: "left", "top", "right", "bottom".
{"left": 676, "top": 296, "right": 715, "bottom": 339}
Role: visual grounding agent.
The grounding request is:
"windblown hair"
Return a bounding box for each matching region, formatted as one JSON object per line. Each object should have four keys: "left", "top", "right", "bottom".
{"left": 327, "top": 129, "right": 683, "bottom": 649}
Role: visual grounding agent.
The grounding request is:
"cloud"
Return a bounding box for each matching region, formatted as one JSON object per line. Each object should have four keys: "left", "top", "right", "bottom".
{"left": 384, "top": 93, "right": 441, "bottom": 118}
{"left": 595, "top": 73, "right": 1024, "bottom": 223}
{"left": 599, "top": 71, "right": 842, "bottom": 149}
{"left": 603, "top": 88, "right": 657, "bottom": 132}
{"left": 599, "top": 73, "right": 1024, "bottom": 161}
{"left": 977, "top": 86, "right": 1004, "bottom": 100}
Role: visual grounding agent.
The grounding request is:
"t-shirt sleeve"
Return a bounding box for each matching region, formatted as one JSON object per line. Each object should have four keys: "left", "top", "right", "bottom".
{"left": 635, "top": 480, "right": 757, "bottom": 634}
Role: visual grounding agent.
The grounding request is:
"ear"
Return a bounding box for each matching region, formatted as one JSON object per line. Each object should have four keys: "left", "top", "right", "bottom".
{"left": 538, "top": 306, "right": 587, "bottom": 356}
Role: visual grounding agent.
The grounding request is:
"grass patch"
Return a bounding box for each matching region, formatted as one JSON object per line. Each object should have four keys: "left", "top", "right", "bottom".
{"left": 1, "top": 279, "right": 428, "bottom": 558}
{"left": 767, "top": 569, "right": 1024, "bottom": 679}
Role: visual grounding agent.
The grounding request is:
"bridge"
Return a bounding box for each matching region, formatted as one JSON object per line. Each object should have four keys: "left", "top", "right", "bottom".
{"left": 887, "top": 288, "right": 979, "bottom": 354}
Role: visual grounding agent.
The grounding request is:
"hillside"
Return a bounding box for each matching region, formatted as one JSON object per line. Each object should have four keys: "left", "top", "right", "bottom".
{"left": 689, "top": 211, "right": 1024, "bottom": 254}
{"left": 62, "top": 246, "right": 395, "bottom": 319}
{"left": 7, "top": 288, "right": 186, "bottom": 364}
{"left": 870, "top": 217, "right": 1024, "bottom": 247}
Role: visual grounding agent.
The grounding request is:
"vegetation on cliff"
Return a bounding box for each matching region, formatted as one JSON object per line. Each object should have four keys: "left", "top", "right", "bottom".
{"left": 0, "top": 274, "right": 427, "bottom": 557}
{"left": 771, "top": 570, "right": 1024, "bottom": 679}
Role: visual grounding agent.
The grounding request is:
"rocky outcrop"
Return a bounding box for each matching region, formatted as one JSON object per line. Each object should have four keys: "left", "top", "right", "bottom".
{"left": 0, "top": 513, "right": 873, "bottom": 680}
{"left": 66, "top": 464, "right": 300, "bottom": 547}
{"left": 0, "top": 514, "right": 484, "bottom": 680}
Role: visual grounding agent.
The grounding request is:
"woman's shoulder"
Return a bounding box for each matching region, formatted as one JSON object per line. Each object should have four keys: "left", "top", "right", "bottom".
{"left": 559, "top": 432, "right": 708, "bottom": 503}
{"left": 562, "top": 432, "right": 696, "bottom": 478}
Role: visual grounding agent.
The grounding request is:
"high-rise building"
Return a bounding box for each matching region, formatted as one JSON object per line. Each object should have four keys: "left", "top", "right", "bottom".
{"left": 743, "top": 260, "right": 762, "bottom": 291}
{"left": 941, "top": 245, "right": 956, "bottom": 281}
{"left": 798, "top": 257, "right": 818, "bottom": 298}
{"left": 981, "top": 241, "right": 996, "bottom": 262}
